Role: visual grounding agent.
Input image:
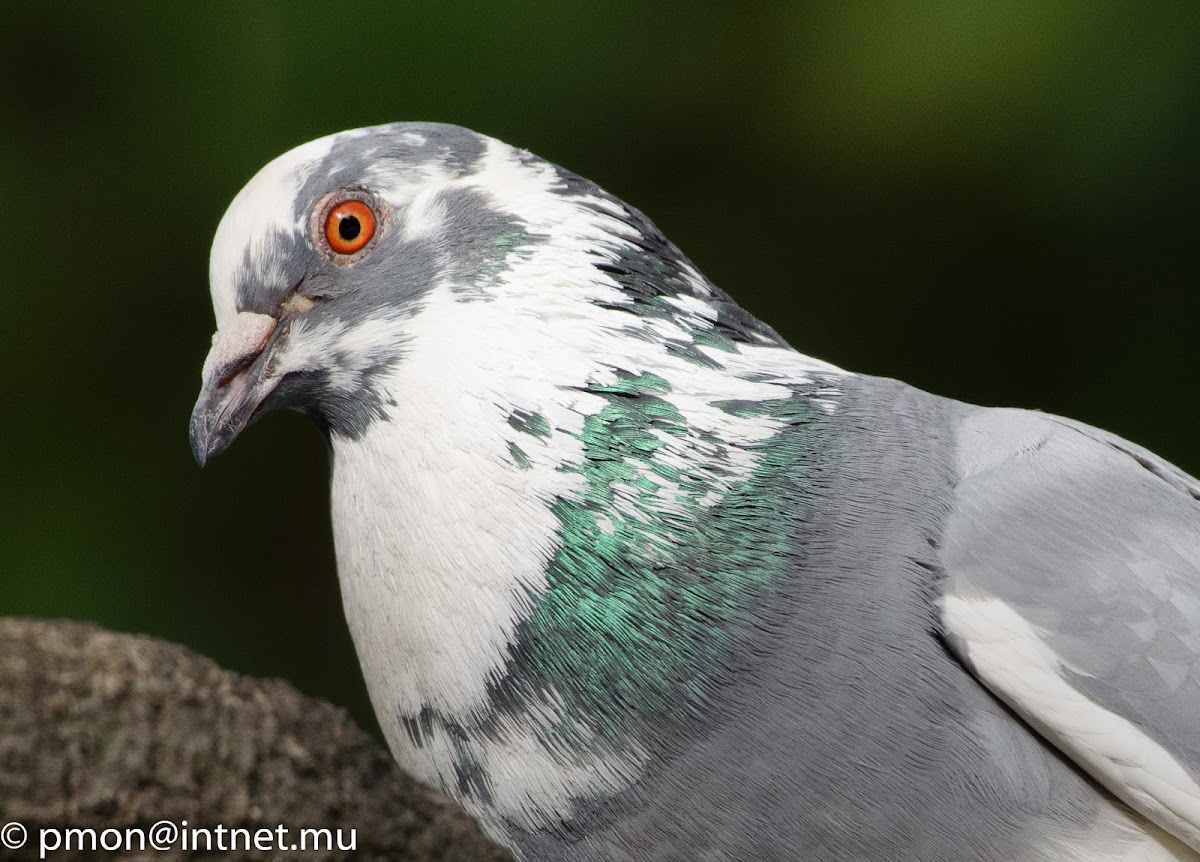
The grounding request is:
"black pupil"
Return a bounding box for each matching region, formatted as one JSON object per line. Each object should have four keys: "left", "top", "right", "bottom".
{"left": 338, "top": 215, "right": 361, "bottom": 242}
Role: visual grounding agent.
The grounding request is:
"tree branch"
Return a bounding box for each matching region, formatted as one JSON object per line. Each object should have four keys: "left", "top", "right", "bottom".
{"left": 0, "top": 617, "right": 510, "bottom": 861}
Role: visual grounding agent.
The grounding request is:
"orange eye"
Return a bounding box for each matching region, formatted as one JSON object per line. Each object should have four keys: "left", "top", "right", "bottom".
{"left": 323, "top": 199, "right": 377, "bottom": 255}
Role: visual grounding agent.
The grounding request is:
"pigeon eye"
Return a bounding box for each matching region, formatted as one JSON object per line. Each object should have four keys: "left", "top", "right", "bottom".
{"left": 323, "top": 199, "right": 377, "bottom": 255}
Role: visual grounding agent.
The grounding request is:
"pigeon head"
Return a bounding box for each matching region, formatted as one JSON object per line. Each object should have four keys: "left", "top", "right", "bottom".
{"left": 189, "top": 123, "right": 858, "bottom": 842}
{"left": 190, "top": 121, "right": 780, "bottom": 466}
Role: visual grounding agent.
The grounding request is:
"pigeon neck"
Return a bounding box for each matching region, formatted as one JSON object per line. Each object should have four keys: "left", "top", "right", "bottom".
{"left": 325, "top": 303, "right": 845, "bottom": 837}
{"left": 498, "top": 377, "right": 837, "bottom": 736}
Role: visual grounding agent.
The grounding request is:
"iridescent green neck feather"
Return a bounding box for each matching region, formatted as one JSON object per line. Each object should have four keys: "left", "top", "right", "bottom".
{"left": 494, "top": 371, "right": 836, "bottom": 751}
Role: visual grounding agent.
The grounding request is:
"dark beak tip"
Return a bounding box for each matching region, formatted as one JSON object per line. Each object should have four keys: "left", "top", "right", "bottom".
{"left": 188, "top": 410, "right": 213, "bottom": 469}
{"left": 189, "top": 378, "right": 258, "bottom": 469}
{"left": 189, "top": 393, "right": 233, "bottom": 470}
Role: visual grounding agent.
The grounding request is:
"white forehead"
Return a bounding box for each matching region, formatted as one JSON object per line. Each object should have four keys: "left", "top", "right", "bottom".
{"left": 208, "top": 132, "right": 344, "bottom": 326}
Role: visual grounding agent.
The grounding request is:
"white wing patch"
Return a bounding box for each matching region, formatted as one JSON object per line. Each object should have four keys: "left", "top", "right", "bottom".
{"left": 943, "top": 593, "right": 1200, "bottom": 852}
{"left": 1023, "top": 807, "right": 1198, "bottom": 862}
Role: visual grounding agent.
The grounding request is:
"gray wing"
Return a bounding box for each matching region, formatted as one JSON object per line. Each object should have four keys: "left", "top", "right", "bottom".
{"left": 939, "top": 406, "right": 1200, "bottom": 850}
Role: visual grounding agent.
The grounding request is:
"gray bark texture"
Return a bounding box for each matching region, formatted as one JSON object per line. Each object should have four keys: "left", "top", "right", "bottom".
{"left": 0, "top": 617, "right": 511, "bottom": 861}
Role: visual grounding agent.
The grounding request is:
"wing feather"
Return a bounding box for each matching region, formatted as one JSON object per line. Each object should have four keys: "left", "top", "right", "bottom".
{"left": 940, "top": 408, "right": 1200, "bottom": 850}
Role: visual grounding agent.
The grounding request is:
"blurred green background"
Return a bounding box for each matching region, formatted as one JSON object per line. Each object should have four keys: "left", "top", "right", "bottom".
{"left": 2, "top": 2, "right": 1197, "bottom": 738}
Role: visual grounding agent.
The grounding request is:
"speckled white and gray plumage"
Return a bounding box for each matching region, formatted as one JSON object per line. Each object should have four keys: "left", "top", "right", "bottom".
{"left": 190, "top": 122, "right": 1200, "bottom": 862}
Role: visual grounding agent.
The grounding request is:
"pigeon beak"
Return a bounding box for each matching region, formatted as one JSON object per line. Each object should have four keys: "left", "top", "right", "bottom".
{"left": 189, "top": 311, "right": 280, "bottom": 467}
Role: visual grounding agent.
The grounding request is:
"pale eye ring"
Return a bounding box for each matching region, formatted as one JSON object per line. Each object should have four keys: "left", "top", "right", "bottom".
{"left": 320, "top": 197, "right": 378, "bottom": 256}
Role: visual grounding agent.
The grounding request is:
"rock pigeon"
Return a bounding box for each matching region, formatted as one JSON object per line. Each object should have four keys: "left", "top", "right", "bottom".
{"left": 190, "top": 123, "right": 1200, "bottom": 862}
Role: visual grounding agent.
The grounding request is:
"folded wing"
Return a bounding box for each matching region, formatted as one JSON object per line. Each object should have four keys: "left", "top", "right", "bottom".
{"left": 940, "top": 408, "right": 1200, "bottom": 850}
